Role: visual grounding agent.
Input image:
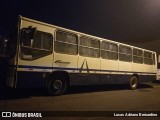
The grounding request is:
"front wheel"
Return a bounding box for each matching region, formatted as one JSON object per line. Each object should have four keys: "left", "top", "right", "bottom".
{"left": 129, "top": 76, "right": 138, "bottom": 90}
{"left": 46, "top": 78, "right": 67, "bottom": 96}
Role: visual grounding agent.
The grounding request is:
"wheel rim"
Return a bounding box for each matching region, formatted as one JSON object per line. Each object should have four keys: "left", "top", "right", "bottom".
{"left": 53, "top": 80, "right": 62, "bottom": 90}
{"left": 131, "top": 78, "right": 137, "bottom": 88}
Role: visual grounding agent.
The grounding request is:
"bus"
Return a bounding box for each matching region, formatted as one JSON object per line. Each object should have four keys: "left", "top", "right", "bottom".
{"left": 6, "top": 16, "right": 157, "bottom": 95}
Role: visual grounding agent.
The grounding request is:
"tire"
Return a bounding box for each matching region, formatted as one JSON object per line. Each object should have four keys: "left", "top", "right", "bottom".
{"left": 129, "top": 76, "right": 138, "bottom": 90}
{"left": 46, "top": 77, "right": 67, "bottom": 96}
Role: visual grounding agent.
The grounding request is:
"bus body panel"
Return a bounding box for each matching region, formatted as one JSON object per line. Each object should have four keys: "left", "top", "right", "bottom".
{"left": 143, "top": 64, "right": 156, "bottom": 73}
{"left": 132, "top": 63, "right": 144, "bottom": 72}
{"left": 119, "top": 61, "right": 132, "bottom": 72}
{"left": 101, "top": 59, "right": 118, "bottom": 71}
{"left": 53, "top": 53, "right": 79, "bottom": 72}
{"left": 78, "top": 56, "right": 100, "bottom": 73}
{"left": 7, "top": 17, "right": 55, "bottom": 88}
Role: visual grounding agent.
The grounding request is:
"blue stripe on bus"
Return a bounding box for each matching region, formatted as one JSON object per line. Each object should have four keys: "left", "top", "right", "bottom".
{"left": 18, "top": 65, "right": 79, "bottom": 70}
{"left": 16, "top": 65, "right": 156, "bottom": 75}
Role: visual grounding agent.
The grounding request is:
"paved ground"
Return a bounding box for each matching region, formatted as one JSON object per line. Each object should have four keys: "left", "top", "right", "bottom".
{"left": 0, "top": 81, "right": 160, "bottom": 119}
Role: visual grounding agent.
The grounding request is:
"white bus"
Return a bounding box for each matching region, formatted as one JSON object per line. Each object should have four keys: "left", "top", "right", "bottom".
{"left": 6, "top": 16, "right": 157, "bottom": 95}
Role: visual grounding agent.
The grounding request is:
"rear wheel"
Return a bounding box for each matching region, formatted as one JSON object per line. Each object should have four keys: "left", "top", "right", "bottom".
{"left": 46, "top": 77, "right": 67, "bottom": 96}
{"left": 129, "top": 76, "right": 138, "bottom": 90}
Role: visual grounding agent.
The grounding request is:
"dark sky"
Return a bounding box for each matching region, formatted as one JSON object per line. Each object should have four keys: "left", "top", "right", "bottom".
{"left": 1, "top": 0, "right": 160, "bottom": 42}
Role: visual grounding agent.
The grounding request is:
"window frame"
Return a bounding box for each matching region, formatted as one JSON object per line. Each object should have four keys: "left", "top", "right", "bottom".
{"left": 101, "top": 41, "right": 118, "bottom": 60}
{"left": 144, "top": 51, "right": 153, "bottom": 65}
{"left": 20, "top": 29, "right": 53, "bottom": 60}
{"left": 79, "top": 36, "right": 100, "bottom": 58}
{"left": 133, "top": 48, "right": 143, "bottom": 64}
{"left": 54, "top": 30, "right": 78, "bottom": 55}
{"left": 119, "top": 45, "right": 132, "bottom": 62}
{"left": 153, "top": 53, "right": 156, "bottom": 65}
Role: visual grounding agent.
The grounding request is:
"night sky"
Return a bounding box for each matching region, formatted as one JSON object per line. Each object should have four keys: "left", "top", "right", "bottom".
{"left": 1, "top": 0, "right": 160, "bottom": 43}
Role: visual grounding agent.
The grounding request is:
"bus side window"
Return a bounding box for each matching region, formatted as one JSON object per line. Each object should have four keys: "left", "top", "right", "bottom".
{"left": 153, "top": 53, "right": 155, "bottom": 65}
{"left": 119, "top": 45, "right": 132, "bottom": 62}
{"left": 133, "top": 48, "right": 143, "bottom": 64}
{"left": 101, "top": 41, "right": 118, "bottom": 60}
{"left": 79, "top": 37, "right": 100, "bottom": 58}
{"left": 20, "top": 28, "right": 53, "bottom": 60}
{"left": 144, "top": 51, "right": 153, "bottom": 65}
{"left": 55, "top": 31, "right": 78, "bottom": 55}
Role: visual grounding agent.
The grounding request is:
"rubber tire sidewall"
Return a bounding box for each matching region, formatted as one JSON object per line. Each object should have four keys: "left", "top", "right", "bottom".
{"left": 46, "top": 78, "right": 67, "bottom": 96}
{"left": 129, "top": 76, "right": 138, "bottom": 90}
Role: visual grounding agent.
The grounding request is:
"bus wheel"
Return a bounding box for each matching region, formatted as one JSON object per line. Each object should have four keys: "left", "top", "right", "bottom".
{"left": 46, "top": 78, "right": 67, "bottom": 96}
{"left": 129, "top": 76, "right": 138, "bottom": 90}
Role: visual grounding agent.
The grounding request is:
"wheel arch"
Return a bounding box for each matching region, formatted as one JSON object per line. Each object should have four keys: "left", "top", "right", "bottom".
{"left": 49, "top": 70, "right": 71, "bottom": 86}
